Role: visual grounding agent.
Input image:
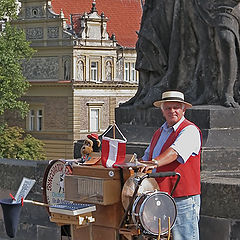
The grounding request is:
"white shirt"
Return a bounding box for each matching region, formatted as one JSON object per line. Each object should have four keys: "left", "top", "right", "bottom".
{"left": 142, "top": 117, "right": 201, "bottom": 164}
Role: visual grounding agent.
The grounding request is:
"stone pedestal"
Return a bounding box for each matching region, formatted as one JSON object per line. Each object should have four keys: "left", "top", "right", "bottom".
{"left": 115, "top": 105, "right": 240, "bottom": 240}
{"left": 116, "top": 105, "right": 240, "bottom": 171}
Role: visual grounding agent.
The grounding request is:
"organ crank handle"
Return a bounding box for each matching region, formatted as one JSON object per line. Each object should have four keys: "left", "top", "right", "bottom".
{"left": 147, "top": 171, "right": 181, "bottom": 196}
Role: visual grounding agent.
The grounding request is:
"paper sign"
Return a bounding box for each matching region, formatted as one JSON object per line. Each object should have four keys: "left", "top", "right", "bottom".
{"left": 13, "top": 177, "right": 36, "bottom": 203}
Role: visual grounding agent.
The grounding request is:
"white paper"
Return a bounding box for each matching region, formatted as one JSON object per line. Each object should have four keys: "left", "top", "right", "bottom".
{"left": 13, "top": 177, "right": 36, "bottom": 203}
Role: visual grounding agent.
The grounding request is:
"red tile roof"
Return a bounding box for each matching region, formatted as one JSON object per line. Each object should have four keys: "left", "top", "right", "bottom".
{"left": 51, "top": 0, "right": 142, "bottom": 48}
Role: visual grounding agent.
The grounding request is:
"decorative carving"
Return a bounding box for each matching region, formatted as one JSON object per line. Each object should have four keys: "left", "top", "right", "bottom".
{"left": 48, "top": 27, "right": 59, "bottom": 39}
{"left": 22, "top": 57, "right": 59, "bottom": 80}
{"left": 63, "top": 31, "right": 71, "bottom": 39}
{"left": 26, "top": 27, "right": 43, "bottom": 40}
{"left": 25, "top": 7, "right": 44, "bottom": 19}
{"left": 47, "top": 8, "right": 59, "bottom": 19}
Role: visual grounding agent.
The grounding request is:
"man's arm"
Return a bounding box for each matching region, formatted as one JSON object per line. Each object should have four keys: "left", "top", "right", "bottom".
{"left": 153, "top": 147, "right": 178, "bottom": 167}
{"left": 140, "top": 147, "right": 178, "bottom": 172}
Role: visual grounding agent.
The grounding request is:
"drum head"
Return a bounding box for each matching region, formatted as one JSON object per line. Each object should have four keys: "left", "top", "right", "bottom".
{"left": 121, "top": 173, "right": 159, "bottom": 210}
{"left": 139, "top": 192, "right": 177, "bottom": 236}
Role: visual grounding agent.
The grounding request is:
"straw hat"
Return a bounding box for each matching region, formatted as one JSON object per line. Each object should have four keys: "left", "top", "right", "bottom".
{"left": 153, "top": 91, "right": 192, "bottom": 109}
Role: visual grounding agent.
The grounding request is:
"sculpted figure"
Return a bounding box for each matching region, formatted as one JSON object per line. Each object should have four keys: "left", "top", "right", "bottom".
{"left": 196, "top": 0, "right": 240, "bottom": 107}
{"left": 76, "top": 60, "right": 84, "bottom": 81}
{"left": 64, "top": 58, "right": 70, "bottom": 80}
{"left": 106, "top": 61, "right": 112, "bottom": 81}
{"left": 123, "top": 0, "right": 240, "bottom": 108}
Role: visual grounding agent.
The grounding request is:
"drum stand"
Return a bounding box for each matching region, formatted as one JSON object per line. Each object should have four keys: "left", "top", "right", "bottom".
{"left": 118, "top": 171, "right": 181, "bottom": 240}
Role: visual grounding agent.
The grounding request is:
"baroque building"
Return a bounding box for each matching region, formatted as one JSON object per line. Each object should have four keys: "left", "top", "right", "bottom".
{"left": 8, "top": 0, "right": 142, "bottom": 160}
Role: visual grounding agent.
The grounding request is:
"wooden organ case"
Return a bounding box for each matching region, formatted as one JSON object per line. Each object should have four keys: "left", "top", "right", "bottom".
{"left": 64, "top": 163, "right": 130, "bottom": 240}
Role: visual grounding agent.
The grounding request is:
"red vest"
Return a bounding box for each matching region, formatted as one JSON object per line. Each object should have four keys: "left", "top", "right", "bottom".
{"left": 148, "top": 119, "right": 201, "bottom": 198}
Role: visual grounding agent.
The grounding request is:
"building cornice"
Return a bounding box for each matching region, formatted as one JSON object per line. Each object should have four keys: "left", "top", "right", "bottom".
{"left": 28, "top": 80, "right": 138, "bottom": 89}
{"left": 73, "top": 81, "right": 138, "bottom": 89}
{"left": 29, "top": 80, "right": 72, "bottom": 87}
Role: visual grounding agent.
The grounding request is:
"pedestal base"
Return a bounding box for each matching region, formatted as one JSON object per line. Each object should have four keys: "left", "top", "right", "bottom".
{"left": 116, "top": 105, "right": 240, "bottom": 171}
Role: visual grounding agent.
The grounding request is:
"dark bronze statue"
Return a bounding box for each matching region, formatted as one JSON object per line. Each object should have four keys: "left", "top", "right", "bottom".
{"left": 124, "top": 0, "right": 240, "bottom": 108}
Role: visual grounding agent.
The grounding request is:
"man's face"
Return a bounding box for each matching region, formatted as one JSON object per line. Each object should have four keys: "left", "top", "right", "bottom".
{"left": 161, "top": 102, "right": 185, "bottom": 127}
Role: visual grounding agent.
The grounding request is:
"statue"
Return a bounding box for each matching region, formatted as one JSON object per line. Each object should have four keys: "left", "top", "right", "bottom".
{"left": 76, "top": 60, "right": 84, "bottom": 81}
{"left": 64, "top": 58, "right": 70, "bottom": 80}
{"left": 105, "top": 61, "right": 112, "bottom": 81}
{"left": 123, "top": 0, "right": 240, "bottom": 108}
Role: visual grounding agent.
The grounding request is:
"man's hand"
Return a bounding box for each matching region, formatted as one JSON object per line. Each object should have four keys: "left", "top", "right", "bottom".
{"left": 139, "top": 161, "right": 158, "bottom": 173}
{"left": 140, "top": 147, "right": 178, "bottom": 172}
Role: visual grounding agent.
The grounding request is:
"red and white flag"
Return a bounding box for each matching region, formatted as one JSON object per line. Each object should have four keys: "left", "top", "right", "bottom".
{"left": 101, "top": 124, "right": 127, "bottom": 168}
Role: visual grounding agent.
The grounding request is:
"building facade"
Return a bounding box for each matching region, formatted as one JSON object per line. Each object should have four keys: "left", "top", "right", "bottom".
{"left": 8, "top": 0, "right": 142, "bottom": 159}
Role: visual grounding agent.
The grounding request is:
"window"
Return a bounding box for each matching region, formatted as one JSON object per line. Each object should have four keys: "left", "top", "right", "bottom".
{"left": 124, "top": 62, "right": 130, "bottom": 81}
{"left": 90, "top": 108, "right": 99, "bottom": 132}
{"left": 28, "top": 108, "right": 43, "bottom": 131}
{"left": 37, "top": 110, "right": 43, "bottom": 131}
{"left": 29, "top": 110, "right": 35, "bottom": 131}
{"left": 124, "top": 62, "right": 138, "bottom": 83}
{"left": 87, "top": 102, "right": 103, "bottom": 132}
{"left": 131, "top": 62, "right": 136, "bottom": 82}
{"left": 91, "top": 61, "right": 99, "bottom": 82}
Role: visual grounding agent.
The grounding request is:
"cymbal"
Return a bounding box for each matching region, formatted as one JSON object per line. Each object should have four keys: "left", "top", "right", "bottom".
{"left": 121, "top": 172, "right": 160, "bottom": 210}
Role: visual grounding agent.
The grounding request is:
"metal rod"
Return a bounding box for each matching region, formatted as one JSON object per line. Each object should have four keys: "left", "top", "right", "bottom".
{"left": 167, "top": 217, "right": 171, "bottom": 240}
{"left": 23, "top": 200, "right": 49, "bottom": 207}
{"left": 113, "top": 121, "right": 116, "bottom": 139}
{"left": 157, "top": 218, "right": 161, "bottom": 240}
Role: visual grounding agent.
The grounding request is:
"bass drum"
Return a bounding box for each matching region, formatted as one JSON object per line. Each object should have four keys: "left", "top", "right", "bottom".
{"left": 132, "top": 191, "right": 177, "bottom": 236}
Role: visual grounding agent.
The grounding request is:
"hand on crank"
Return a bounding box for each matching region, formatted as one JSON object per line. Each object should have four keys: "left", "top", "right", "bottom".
{"left": 139, "top": 160, "right": 158, "bottom": 173}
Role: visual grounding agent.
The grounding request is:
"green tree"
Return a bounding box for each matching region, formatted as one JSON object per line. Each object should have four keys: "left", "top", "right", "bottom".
{"left": 0, "top": 1, "right": 46, "bottom": 160}
{"left": 0, "top": 0, "right": 35, "bottom": 117}
{"left": 0, "top": 125, "right": 46, "bottom": 160}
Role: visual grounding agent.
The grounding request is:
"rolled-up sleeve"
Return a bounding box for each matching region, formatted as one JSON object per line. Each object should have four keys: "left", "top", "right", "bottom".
{"left": 142, "top": 145, "right": 150, "bottom": 161}
{"left": 170, "top": 125, "right": 201, "bottom": 164}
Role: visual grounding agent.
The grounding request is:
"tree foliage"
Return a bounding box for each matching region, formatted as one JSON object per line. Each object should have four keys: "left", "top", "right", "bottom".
{"left": 0, "top": 0, "right": 35, "bottom": 117}
{"left": 0, "top": 0, "right": 18, "bottom": 19}
{"left": 0, "top": 1, "right": 45, "bottom": 160}
{"left": 0, "top": 125, "right": 46, "bottom": 160}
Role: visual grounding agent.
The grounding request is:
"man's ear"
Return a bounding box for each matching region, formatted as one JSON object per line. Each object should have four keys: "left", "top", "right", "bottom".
{"left": 89, "top": 139, "right": 93, "bottom": 148}
{"left": 97, "top": 139, "right": 101, "bottom": 147}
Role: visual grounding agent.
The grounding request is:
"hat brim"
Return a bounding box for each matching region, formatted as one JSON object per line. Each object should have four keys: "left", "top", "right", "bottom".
{"left": 153, "top": 99, "right": 192, "bottom": 109}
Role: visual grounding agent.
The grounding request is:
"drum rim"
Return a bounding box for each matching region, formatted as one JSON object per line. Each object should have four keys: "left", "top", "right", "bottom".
{"left": 138, "top": 191, "right": 177, "bottom": 236}
{"left": 131, "top": 194, "right": 144, "bottom": 224}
